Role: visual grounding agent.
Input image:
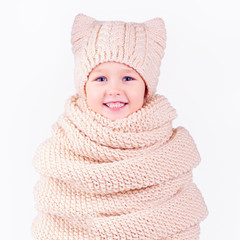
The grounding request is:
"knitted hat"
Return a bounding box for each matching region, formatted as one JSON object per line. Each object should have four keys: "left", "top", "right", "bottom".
{"left": 71, "top": 13, "right": 167, "bottom": 103}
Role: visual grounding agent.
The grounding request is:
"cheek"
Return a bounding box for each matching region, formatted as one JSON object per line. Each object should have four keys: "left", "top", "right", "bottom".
{"left": 86, "top": 84, "right": 103, "bottom": 105}
{"left": 128, "top": 85, "right": 145, "bottom": 100}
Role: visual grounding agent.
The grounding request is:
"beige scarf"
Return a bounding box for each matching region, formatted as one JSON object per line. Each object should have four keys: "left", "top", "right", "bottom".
{"left": 32, "top": 93, "right": 208, "bottom": 239}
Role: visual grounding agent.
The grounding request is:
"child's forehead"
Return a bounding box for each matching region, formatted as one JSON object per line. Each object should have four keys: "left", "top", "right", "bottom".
{"left": 90, "top": 62, "right": 138, "bottom": 74}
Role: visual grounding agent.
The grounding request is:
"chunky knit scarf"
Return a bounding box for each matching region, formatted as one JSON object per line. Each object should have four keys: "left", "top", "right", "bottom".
{"left": 31, "top": 93, "right": 208, "bottom": 240}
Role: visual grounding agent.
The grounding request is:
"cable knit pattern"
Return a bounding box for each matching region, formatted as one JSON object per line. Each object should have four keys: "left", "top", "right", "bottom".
{"left": 31, "top": 93, "right": 208, "bottom": 239}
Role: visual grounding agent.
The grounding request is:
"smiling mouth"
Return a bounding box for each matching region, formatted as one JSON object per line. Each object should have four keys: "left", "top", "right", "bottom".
{"left": 103, "top": 103, "right": 128, "bottom": 110}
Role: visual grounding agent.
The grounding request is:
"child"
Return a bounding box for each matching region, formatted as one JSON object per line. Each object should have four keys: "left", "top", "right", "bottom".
{"left": 31, "top": 13, "right": 209, "bottom": 239}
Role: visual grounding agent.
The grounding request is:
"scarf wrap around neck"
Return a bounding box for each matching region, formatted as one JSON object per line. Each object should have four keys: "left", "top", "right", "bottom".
{"left": 31, "top": 93, "right": 208, "bottom": 239}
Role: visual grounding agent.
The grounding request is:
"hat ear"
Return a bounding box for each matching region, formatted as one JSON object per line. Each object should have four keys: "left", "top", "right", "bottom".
{"left": 144, "top": 17, "right": 167, "bottom": 58}
{"left": 71, "top": 13, "right": 96, "bottom": 53}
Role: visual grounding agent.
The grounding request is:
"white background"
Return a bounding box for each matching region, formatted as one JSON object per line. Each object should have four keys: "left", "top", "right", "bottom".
{"left": 1, "top": 0, "right": 240, "bottom": 239}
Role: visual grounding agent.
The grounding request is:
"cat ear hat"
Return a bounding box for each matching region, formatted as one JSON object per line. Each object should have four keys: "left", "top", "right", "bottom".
{"left": 71, "top": 13, "right": 167, "bottom": 103}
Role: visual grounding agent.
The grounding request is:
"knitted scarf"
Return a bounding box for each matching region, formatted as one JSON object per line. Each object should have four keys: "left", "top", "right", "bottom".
{"left": 31, "top": 93, "right": 208, "bottom": 240}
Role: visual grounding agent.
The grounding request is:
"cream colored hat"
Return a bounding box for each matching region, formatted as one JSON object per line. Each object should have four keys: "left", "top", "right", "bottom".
{"left": 71, "top": 13, "right": 166, "bottom": 103}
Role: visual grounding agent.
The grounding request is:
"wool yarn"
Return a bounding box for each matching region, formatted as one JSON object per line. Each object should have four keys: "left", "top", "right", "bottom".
{"left": 31, "top": 93, "right": 209, "bottom": 239}
{"left": 71, "top": 13, "right": 166, "bottom": 102}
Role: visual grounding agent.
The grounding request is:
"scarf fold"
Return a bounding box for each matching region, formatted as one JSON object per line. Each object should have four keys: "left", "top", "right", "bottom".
{"left": 31, "top": 93, "right": 208, "bottom": 239}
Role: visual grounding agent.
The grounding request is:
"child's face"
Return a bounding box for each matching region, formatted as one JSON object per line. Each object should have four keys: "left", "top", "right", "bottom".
{"left": 85, "top": 62, "right": 146, "bottom": 121}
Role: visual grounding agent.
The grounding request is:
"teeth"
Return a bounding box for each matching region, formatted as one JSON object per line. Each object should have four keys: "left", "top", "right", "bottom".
{"left": 106, "top": 103, "right": 126, "bottom": 108}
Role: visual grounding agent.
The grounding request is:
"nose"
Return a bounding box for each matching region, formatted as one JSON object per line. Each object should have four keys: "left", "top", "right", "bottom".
{"left": 106, "top": 81, "right": 123, "bottom": 96}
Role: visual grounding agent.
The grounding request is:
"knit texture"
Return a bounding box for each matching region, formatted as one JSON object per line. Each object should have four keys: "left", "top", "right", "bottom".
{"left": 31, "top": 93, "right": 209, "bottom": 239}
{"left": 71, "top": 13, "right": 166, "bottom": 102}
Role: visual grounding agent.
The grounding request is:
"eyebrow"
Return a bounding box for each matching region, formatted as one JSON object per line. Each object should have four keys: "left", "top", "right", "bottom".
{"left": 93, "top": 69, "right": 135, "bottom": 73}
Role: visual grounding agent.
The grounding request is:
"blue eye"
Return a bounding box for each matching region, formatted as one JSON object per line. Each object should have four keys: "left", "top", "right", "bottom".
{"left": 96, "top": 77, "right": 106, "bottom": 82}
{"left": 95, "top": 76, "right": 134, "bottom": 82}
{"left": 124, "top": 76, "right": 134, "bottom": 81}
